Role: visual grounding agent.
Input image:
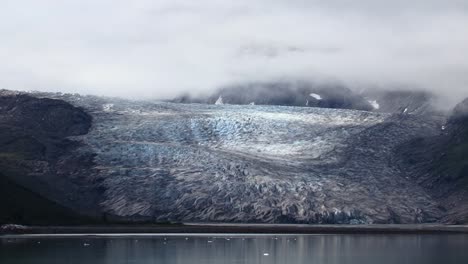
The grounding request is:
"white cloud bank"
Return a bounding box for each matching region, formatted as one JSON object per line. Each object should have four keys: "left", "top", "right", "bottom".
{"left": 1, "top": 0, "right": 467, "bottom": 103}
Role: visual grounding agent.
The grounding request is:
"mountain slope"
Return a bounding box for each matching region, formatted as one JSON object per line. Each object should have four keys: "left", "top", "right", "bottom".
{"left": 396, "top": 98, "right": 468, "bottom": 224}
{"left": 173, "top": 81, "right": 374, "bottom": 111}
{"left": 172, "top": 81, "right": 440, "bottom": 116}
{"left": 0, "top": 92, "right": 101, "bottom": 224}
{"left": 0, "top": 172, "right": 95, "bottom": 225}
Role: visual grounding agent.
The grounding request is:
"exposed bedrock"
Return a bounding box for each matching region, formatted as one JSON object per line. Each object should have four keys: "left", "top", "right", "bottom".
{"left": 0, "top": 92, "right": 101, "bottom": 223}
{"left": 396, "top": 98, "right": 468, "bottom": 224}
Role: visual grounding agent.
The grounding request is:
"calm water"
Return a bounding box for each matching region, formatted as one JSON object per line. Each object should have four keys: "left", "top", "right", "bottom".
{"left": 1, "top": 234, "right": 467, "bottom": 264}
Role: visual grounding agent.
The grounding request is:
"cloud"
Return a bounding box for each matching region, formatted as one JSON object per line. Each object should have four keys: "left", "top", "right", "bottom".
{"left": 1, "top": 0, "right": 467, "bottom": 104}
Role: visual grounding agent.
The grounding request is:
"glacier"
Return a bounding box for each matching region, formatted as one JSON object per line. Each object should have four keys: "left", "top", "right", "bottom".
{"left": 1, "top": 90, "right": 456, "bottom": 224}
{"left": 48, "top": 94, "right": 442, "bottom": 224}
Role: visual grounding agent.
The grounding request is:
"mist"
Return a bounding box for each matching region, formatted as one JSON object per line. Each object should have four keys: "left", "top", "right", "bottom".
{"left": 1, "top": 0, "right": 467, "bottom": 105}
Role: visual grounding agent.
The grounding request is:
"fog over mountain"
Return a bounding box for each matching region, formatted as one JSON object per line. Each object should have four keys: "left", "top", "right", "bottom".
{"left": 1, "top": 0, "right": 467, "bottom": 105}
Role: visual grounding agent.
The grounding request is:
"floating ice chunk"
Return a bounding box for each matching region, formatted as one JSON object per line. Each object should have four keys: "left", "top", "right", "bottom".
{"left": 83, "top": 243, "right": 90, "bottom": 247}
{"left": 249, "top": 102, "right": 255, "bottom": 105}
{"left": 215, "top": 96, "right": 224, "bottom": 105}
{"left": 442, "top": 126, "right": 446, "bottom": 130}
{"left": 263, "top": 253, "right": 270, "bottom": 256}
{"left": 368, "top": 100, "right": 380, "bottom": 110}
{"left": 310, "top": 93, "right": 322, "bottom": 100}
{"left": 207, "top": 240, "right": 213, "bottom": 243}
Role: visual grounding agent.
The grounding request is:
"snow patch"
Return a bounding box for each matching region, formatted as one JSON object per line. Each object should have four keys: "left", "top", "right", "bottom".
{"left": 215, "top": 96, "right": 224, "bottom": 105}
{"left": 368, "top": 100, "right": 380, "bottom": 110}
{"left": 310, "top": 93, "right": 322, "bottom": 100}
{"left": 103, "top": 104, "right": 114, "bottom": 112}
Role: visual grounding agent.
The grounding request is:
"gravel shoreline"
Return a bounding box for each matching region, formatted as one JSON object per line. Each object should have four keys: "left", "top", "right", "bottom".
{"left": 2, "top": 223, "right": 468, "bottom": 235}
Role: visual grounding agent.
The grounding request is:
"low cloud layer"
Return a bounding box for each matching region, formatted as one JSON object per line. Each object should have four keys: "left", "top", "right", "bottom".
{"left": 1, "top": 0, "right": 467, "bottom": 104}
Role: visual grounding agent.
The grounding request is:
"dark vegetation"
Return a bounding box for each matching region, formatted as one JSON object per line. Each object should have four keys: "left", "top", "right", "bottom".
{"left": 0, "top": 172, "right": 94, "bottom": 225}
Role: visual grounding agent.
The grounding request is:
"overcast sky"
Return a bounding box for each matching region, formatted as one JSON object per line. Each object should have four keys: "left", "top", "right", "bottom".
{"left": 1, "top": 0, "right": 467, "bottom": 103}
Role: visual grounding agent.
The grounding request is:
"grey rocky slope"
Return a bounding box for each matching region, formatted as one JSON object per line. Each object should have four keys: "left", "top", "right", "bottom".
{"left": 0, "top": 89, "right": 466, "bottom": 224}
{"left": 0, "top": 92, "right": 100, "bottom": 224}
{"left": 172, "top": 81, "right": 438, "bottom": 115}
{"left": 396, "top": 98, "right": 468, "bottom": 224}
{"left": 172, "top": 81, "right": 374, "bottom": 111}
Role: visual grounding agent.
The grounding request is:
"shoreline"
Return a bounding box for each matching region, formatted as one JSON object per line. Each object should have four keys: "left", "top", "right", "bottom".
{"left": 2, "top": 223, "right": 468, "bottom": 236}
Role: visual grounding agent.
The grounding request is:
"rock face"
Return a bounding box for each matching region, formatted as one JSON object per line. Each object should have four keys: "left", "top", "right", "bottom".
{"left": 396, "top": 98, "right": 468, "bottom": 224}
{"left": 0, "top": 92, "right": 100, "bottom": 223}
{"left": 362, "top": 90, "right": 437, "bottom": 115}
{"left": 1, "top": 89, "right": 467, "bottom": 224}
{"left": 172, "top": 81, "right": 440, "bottom": 116}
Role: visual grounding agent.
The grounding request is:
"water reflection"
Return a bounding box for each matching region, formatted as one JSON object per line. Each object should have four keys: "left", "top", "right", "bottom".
{"left": 1, "top": 234, "right": 467, "bottom": 264}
